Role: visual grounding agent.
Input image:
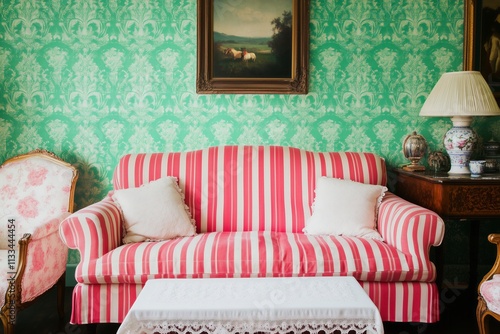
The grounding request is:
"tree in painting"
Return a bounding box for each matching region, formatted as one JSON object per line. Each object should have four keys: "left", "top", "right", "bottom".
{"left": 268, "top": 11, "right": 292, "bottom": 74}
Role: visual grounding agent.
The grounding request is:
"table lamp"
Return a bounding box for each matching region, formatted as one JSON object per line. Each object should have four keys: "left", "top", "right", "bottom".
{"left": 419, "top": 71, "right": 500, "bottom": 174}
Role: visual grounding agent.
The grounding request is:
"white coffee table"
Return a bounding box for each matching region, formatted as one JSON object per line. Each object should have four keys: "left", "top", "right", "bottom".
{"left": 117, "top": 276, "right": 384, "bottom": 334}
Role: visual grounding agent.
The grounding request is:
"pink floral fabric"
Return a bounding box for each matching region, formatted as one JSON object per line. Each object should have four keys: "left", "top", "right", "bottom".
{"left": 0, "top": 155, "right": 74, "bottom": 307}
{"left": 481, "top": 274, "right": 500, "bottom": 315}
{"left": 20, "top": 230, "right": 68, "bottom": 303}
{"left": 0, "top": 157, "right": 74, "bottom": 247}
{"left": 0, "top": 229, "right": 68, "bottom": 308}
{"left": 17, "top": 196, "right": 39, "bottom": 218}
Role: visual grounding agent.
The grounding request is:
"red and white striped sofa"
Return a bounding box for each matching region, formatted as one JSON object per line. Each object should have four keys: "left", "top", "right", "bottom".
{"left": 59, "top": 146, "right": 444, "bottom": 325}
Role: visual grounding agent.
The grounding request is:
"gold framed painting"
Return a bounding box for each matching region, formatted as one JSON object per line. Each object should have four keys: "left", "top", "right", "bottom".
{"left": 464, "top": 0, "right": 500, "bottom": 99}
{"left": 196, "top": 0, "right": 310, "bottom": 94}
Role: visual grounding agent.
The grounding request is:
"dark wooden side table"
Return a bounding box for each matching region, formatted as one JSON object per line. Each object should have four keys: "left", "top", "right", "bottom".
{"left": 393, "top": 168, "right": 500, "bottom": 290}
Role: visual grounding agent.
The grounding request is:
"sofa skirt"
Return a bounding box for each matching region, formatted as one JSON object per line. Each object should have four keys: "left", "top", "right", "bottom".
{"left": 70, "top": 280, "right": 439, "bottom": 325}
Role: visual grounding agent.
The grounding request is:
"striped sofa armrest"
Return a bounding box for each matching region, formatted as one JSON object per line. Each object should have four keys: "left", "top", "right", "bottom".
{"left": 59, "top": 195, "right": 122, "bottom": 266}
{"left": 377, "top": 192, "right": 445, "bottom": 281}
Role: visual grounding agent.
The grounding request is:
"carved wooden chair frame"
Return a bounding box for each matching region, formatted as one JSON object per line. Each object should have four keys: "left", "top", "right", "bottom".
{"left": 0, "top": 149, "right": 78, "bottom": 334}
{"left": 477, "top": 233, "right": 500, "bottom": 334}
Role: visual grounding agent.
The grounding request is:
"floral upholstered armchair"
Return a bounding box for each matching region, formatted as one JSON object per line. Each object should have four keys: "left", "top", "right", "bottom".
{"left": 0, "top": 149, "right": 78, "bottom": 334}
{"left": 477, "top": 234, "right": 500, "bottom": 334}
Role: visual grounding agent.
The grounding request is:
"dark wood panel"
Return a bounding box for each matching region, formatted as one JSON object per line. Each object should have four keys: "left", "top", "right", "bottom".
{"left": 394, "top": 169, "right": 500, "bottom": 219}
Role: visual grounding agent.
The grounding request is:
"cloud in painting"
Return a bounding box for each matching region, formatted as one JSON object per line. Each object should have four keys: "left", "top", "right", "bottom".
{"left": 214, "top": 0, "right": 292, "bottom": 38}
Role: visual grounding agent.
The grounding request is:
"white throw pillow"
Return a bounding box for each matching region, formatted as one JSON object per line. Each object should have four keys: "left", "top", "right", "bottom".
{"left": 303, "top": 177, "right": 387, "bottom": 240}
{"left": 112, "top": 177, "right": 196, "bottom": 243}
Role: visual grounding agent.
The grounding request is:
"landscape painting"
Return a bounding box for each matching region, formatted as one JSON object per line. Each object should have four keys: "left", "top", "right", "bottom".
{"left": 478, "top": 0, "right": 500, "bottom": 97}
{"left": 464, "top": 0, "right": 500, "bottom": 101}
{"left": 196, "top": 0, "right": 309, "bottom": 94}
{"left": 213, "top": 0, "right": 292, "bottom": 79}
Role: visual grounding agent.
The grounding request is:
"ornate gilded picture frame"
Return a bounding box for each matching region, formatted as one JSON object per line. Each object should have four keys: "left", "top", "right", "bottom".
{"left": 464, "top": 0, "right": 500, "bottom": 99}
{"left": 196, "top": 0, "right": 309, "bottom": 94}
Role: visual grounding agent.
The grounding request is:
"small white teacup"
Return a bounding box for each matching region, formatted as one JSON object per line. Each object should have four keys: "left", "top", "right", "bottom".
{"left": 469, "top": 160, "right": 485, "bottom": 177}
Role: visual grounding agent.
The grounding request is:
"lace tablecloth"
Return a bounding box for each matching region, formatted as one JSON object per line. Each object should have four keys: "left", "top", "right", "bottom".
{"left": 116, "top": 276, "right": 384, "bottom": 334}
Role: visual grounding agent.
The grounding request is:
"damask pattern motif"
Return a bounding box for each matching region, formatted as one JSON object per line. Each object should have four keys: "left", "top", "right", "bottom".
{"left": 1, "top": 1, "right": 499, "bottom": 266}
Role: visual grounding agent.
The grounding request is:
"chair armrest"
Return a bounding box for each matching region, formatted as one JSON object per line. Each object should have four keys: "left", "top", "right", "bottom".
{"left": 59, "top": 194, "right": 123, "bottom": 263}
{"left": 28, "top": 212, "right": 71, "bottom": 241}
{"left": 377, "top": 192, "right": 445, "bottom": 277}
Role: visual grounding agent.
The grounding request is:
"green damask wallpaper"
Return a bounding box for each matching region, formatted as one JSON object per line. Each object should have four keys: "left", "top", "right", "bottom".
{"left": 1, "top": 0, "right": 500, "bottom": 274}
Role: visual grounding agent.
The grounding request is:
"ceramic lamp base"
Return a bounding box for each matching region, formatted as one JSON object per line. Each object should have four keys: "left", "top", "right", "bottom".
{"left": 444, "top": 124, "right": 477, "bottom": 174}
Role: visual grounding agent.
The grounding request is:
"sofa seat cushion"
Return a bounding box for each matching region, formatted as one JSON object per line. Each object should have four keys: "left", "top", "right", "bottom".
{"left": 280, "top": 233, "right": 434, "bottom": 282}
{"left": 77, "top": 232, "right": 433, "bottom": 284}
{"left": 78, "top": 231, "right": 281, "bottom": 284}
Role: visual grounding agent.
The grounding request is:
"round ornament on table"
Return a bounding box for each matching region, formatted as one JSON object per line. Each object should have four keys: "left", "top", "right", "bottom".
{"left": 402, "top": 131, "right": 427, "bottom": 172}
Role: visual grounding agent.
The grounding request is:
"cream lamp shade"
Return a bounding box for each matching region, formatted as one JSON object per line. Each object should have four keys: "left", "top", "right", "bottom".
{"left": 419, "top": 71, "right": 500, "bottom": 174}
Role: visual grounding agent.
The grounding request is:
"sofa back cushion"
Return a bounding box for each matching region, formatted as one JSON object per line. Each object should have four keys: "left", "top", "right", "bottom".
{"left": 113, "top": 146, "right": 387, "bottom": 233}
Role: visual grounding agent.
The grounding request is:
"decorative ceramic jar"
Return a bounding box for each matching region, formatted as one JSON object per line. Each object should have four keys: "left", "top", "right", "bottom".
{"left": 402, "top": 131, "right": 427, "bottom": 171}
{"left": 443, "top": 126, "right": 477, "bottom": 174}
